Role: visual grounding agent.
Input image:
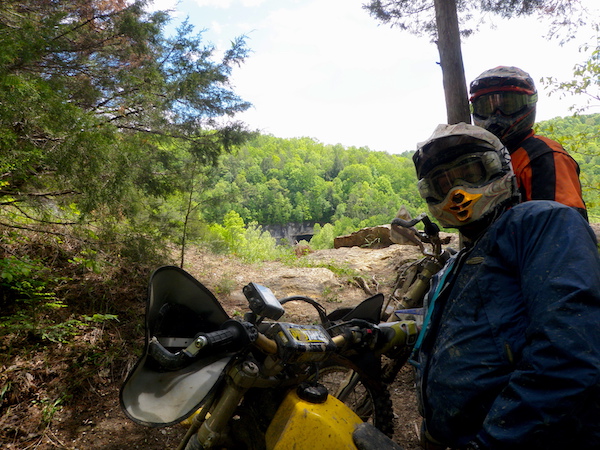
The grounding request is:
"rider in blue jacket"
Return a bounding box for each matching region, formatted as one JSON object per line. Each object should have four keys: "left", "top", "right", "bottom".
{"left": 412, "top": 122, "right": 600, "bottom": 450}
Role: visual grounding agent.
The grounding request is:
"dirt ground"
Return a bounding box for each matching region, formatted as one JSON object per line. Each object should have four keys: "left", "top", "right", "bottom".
{"left": 1, "top": 239, "right": 458, "bottom": 449}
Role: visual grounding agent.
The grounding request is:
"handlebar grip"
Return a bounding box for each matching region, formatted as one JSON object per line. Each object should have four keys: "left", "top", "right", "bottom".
{"left": 148, "top": 337, "right": 191, "bottom": 370}
{"left": 378, "top": 321, "right": 419, "bottom": 356}
{"left": 391, "top": 215, "right": 423, "bottom": 228}
{"left": 392, "top": 213, "right": 440, "bottom": 237}
{"left": 205, "top": 320, "right": 257, "bottom": 349}
{"left": 421, "top": 215, "right": 440, "bottom": 236}
{"left": 148, "top": 320, "right": 258, "bottom": 371}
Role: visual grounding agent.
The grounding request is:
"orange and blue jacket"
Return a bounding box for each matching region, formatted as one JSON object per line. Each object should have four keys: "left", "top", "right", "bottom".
{"left": 508, "top": 131, "right": 588, "bottom": 220}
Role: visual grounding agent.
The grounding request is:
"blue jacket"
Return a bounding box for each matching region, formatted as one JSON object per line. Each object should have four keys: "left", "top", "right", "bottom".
{"left": 416, "top": 201, "right": 600, "bottom": 450}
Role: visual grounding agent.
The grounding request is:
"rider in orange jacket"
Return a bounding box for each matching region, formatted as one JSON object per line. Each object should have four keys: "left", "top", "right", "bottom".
{"left": 469, "top": 66, "right": 587, "bottom": 220}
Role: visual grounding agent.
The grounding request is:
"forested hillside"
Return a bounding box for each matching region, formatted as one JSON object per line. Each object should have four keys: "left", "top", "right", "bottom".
{"left": 199, "top": 134, "right": 425, "bottom": 230}
{"left": 0, "top": 0, "right": 598, "bottom": 268}
{"left": 194, "top": 113, "right": 600, "bottom": 238}
{"left": 537, "top": 113, "right": 600, "bottom": 217}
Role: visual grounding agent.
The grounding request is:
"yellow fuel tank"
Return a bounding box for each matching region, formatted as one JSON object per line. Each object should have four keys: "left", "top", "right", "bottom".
{"left": 265, "top": 387, "right": 362, "bottom": 450}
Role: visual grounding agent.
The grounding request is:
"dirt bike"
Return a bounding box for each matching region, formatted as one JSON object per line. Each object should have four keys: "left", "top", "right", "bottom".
{"left": 386, "top": 213, "right": 453, "bottom": 318}
{"left": 120, "top": 266, "right": 415, "bottom": 449}
{"left": 284, "top": 212, "right": 456, "bottom": 434}
{"left": 378, "top": 212, "right": 455, "bottom": 383}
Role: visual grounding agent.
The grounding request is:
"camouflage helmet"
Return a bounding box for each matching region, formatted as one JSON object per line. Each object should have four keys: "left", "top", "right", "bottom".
{"left": 414, "top": 123, "right": 519, "bottom": 229}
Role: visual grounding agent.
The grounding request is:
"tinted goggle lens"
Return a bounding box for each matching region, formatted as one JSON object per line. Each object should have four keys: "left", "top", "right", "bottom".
{"left": 418, "top": 152, "right": 503, "bottom": 201}
{"left": 471, "top": 92, "right": 536, "bottom": 118}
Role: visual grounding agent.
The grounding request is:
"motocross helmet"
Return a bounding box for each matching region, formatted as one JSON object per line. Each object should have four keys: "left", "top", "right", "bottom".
{"left": 413, "top": 123, "right": 519, "bottom": 230}
{"left": 120, "top": 266, "right": 232, "bottom": 427}
{"left": 469, "top": 66, "right": 537, "bottom": 145}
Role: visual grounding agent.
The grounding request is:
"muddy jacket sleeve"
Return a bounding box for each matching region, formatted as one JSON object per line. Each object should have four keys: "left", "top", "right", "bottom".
{"left": 474, "top": 202, "right": 600, "bottom": 449}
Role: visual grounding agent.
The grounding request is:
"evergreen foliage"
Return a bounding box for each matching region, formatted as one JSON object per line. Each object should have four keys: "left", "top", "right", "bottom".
{"left": 0, "top": 0, "right": 253, "bottom": 229}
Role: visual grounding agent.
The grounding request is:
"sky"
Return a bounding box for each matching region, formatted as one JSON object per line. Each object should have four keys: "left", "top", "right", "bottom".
{"left": 150, "top": 0, "right": 600, "bottom": 154}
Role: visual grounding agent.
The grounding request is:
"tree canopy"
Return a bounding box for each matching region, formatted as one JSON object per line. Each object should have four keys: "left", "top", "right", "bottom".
{"left": 363, "top": 0, "right": 587, "bottom": 40}
{"left": 198, "top": 135, "right": 424, "bottom": 231}
{"left": 363, "top": 0, "right": 589, "bottom": 123}
{"left": 0, "top": 0, "right": 253, "bottom": 226}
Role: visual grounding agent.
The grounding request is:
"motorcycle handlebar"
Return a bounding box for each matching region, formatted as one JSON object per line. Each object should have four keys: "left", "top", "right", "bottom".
{"left": 391, "top": 214, "right": 425, "bottom": 229}
{"left": 148, "top": 320, "right": 258, "bottom": 371}
{"left": 253, "top": 319, "right": 416, "bottom": 359}
{"left": 391, "top": 213, "right": 440, "bottom": 238}
{"left": 148, "top": 318, "right": 417, "bottom": 371}
{"left": 148, "top": 337, "right": 190, "bottom": 370}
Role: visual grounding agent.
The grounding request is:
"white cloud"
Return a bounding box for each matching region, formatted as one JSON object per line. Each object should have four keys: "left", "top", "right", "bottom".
{"left": 227, "top": 0, "right": 445, "bottom": 152}
{"left": 241, "top": 0, "right": 267, "bottom": 6}
{"left": 186, "top": 0, "right": 267, "bottom": 8}
{"left": 150, "top": 0, "right": 600, "bottom": 152}
{"left": 191, "top": 0, "right": 233, "bottom": 7}
{"left": 210, "top": 20, "right": 222, "bottom": 35}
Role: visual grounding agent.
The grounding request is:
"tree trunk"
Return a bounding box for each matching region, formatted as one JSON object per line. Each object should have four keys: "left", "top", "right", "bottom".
{"left": 433, "top": 0, "right": 471, "bottom": 125}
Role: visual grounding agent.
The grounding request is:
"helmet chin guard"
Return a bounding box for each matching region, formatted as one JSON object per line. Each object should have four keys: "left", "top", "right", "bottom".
{"left": 441, "top": 189, "right": 482, "bottom": 223}
{"left": 414, "top": 123, "right": 519, "bottom": 229}
{"left": 473, "top": 107, "right": 536, "bottom": 145}
{"left": 120, "top": 266, "right": 231, "bottom": 427}
{"left": 428, "top": 173, "right": 517, "bottom": 228}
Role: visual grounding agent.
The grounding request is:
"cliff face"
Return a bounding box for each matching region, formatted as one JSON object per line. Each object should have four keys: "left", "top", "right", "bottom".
{"left": 261, "top": 222, "right": 317, "bottom": 244}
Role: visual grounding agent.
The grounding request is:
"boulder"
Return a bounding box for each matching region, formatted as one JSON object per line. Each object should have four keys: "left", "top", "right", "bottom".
{"left": 334, "top": 206, "right": 425, "bottom": 249}
{"left": 334, "top": 225, "right": 394, "bottom": 249}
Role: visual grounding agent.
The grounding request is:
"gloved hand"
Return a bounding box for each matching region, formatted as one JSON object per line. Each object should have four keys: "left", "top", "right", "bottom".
{"left": 421, "top": 440, "right": 447, "bottom": 450}
{"left": 463, "top": 437, "right": 486, "bottom": 450}
{"left": 419, "top": 420, "right": 447, "bottom": 450}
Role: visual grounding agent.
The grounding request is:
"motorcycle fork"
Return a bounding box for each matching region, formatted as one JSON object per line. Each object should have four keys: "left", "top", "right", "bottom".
{"left": 195, "top": 360, "right": 260, "bottom": 449}
{"left": 332, "top": 370, "right": 361, "bottom": 398}
{"left": 400, "top": 258, "right": 443, "bottom": 309}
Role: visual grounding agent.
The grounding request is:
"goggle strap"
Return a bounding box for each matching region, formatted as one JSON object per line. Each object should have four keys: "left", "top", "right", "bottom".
{"left": 470, "top": 86, "right": 536, "bottom": 101}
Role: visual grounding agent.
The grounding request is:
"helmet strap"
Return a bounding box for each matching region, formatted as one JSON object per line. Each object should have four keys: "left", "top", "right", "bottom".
{"left": 499, "top": 108, "right": 535, "bottom": 143}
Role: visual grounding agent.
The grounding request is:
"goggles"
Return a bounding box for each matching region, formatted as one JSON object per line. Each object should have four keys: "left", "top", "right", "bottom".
{"left": 418, "top": 151, "right": 503, "bottom": 202}
{"left": 470, "top": 88, "right": 537, "bottom": 119}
